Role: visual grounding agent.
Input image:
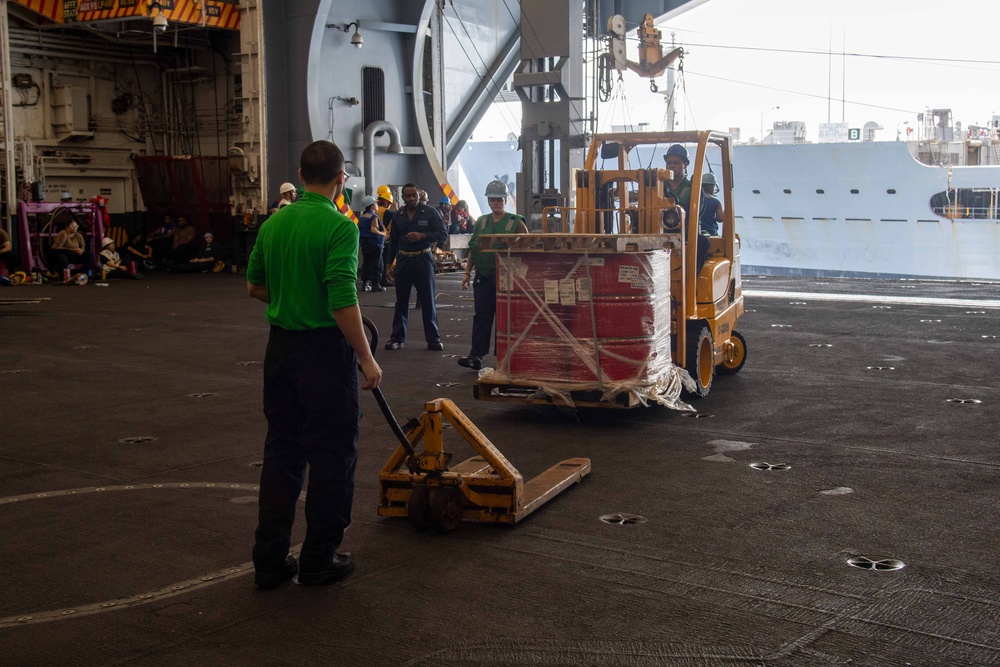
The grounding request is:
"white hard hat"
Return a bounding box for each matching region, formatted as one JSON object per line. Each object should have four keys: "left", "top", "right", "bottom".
{"left": 279, "top": 182, "right": 296, "bottom": 194}
{"left": 484, "top": 179, "right": 509, "bottom": 198}
{"left": 360, "top": 195, "right": 377, "bottom": 209}
{"left": 101, "top": 237, "right": 114, "bottom": 247}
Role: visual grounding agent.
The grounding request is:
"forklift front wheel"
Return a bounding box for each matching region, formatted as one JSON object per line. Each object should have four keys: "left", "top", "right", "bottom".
{"left": 431, "top": 486, "right": 464, "bottom": 534}
{"left": 684, "top": 324, "right": 714, "bottom": 398}
{"left": 407, "top": 484, "right": 434, "bottom": 531}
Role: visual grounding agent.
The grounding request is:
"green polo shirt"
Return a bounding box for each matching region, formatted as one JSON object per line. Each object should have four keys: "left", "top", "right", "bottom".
{"left": 247, "top": 191, "right": 359, "bottom": 330}
{"left": 468, "top": 212, "right": 523, "bottom": 277}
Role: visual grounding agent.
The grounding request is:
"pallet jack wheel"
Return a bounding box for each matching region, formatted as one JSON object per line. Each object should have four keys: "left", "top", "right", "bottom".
{"left": 430, "top": 486, "right": 463, "bottom": 534}
{"left": 407, "top": 484, "right": 434, "bottom": 531}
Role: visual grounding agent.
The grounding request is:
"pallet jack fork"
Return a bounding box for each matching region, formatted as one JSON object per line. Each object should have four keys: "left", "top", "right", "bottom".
{"left": 376, "top": 397, "right": 591, "bottom": 533}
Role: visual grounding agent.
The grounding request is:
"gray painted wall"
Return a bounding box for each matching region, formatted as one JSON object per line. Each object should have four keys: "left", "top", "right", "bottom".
{"left": 265, "top": 0, "right": 439, "bottom": 203}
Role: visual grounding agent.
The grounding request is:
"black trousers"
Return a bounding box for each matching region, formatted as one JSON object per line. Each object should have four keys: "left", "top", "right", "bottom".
{"left": 390, "top": 253, "right": 440, "bottom": 344}
{"left": 53, "top": 249, "right": 97, "bottom": 274}
{"left": 470, "top": 273, "right": 497, "bottom": 358}
{"left": 0, "top": 250, "right": 15, "bottom": 272}
{"left": 253, "top": 326, "right": 360, "bottom": 573}
{"left": 360, "top": 240, "right": 384, "bottom": 284}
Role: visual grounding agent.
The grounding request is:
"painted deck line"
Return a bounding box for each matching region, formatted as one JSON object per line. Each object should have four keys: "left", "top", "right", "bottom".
{"left": 743, "top": 289, "right": 1000, "bottom": 310}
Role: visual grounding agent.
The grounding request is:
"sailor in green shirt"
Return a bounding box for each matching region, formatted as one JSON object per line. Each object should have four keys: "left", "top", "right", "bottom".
{"left": 662, "top": 142, "right": 710, "bottom": 274}
{"left": 457, "top": 179, "right": 528, "bottom": 371}
{"left": 246, "top": 140, "right": 382, "bottom": 589}
{"left": 663, "top": 143, "right": 692, "bottom": 215}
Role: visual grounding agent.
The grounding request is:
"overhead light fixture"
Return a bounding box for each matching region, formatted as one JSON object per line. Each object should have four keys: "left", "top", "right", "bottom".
{"left": 331, "top": 21, "right": 363, "bottom": 49}
{"left": 149, "top": 1, "right": 168, "bottom": 53}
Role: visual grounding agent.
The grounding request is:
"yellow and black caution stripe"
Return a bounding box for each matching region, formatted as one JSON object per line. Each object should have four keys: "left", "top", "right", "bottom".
{"left": 439, "top": 183, "right": 459, "bottom": 206}
{"left": 13, "top": 0, "right": 240, "bottom": 30}
{"left": 335, "top": 195, "right": 359, "bottom": 224}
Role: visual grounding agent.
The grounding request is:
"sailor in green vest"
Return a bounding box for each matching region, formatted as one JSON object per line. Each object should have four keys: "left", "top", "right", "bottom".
{"left": 458, "top": 180, "right": 528, "bottom": 371}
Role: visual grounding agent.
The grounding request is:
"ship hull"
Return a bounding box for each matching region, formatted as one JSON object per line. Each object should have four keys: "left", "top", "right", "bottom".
{"left": 733, "top": 141, "right": 1000, "bottom": 281}
{"left": 457, "top": 139, "right": 1000, "bottom": 281}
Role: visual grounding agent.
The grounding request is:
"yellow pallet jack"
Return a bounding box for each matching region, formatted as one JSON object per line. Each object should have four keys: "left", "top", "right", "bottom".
{"left": 364, "top": 320, "right": 591, "bottom": 533}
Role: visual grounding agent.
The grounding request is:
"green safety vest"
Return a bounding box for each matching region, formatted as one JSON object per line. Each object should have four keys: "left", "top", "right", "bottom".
{"left": 469, "top": 212, "right": 523, "bottom": 277}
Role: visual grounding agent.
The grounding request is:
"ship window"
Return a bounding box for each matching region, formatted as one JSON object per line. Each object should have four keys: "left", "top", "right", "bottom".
{"left": 886, "top": 189, "right": 897, "bottom": 194}
{"left": 850, "top": 189, "right": 860, "bottom": 194}
{"left": 930, "top": 188, "right": 999, "bottom": 220}
{"left": 783, "top": 189, "right": 792, "bottom": 194}
{"left": 815, "top": 189, "right": 825, "bottom": 194}
{"left": 752, "top": 189, "right": 761, "bottom": 194}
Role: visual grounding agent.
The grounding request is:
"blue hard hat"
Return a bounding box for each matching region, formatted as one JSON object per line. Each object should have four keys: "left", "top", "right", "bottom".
{"left": 438, "top": 196, "right": 452, "bottom": 206}
{"left": 360, "top": 195, "right": 377, "bottom": 209}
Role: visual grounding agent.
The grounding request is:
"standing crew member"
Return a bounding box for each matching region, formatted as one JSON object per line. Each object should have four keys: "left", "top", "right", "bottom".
{"left": 246, "top": 140, "right": 382, "bottom": 589}
{"left": 383, "top": 183, "right": 448, "bottom": 351}
{"left": 269, "top": 182, "right": 297, "bottom": 214}
{"left": 358, "top": 194, "right": 386, "bottom": 292}
{"left": 376, "top": 185, "right": 395, "bottom": 287}
{"left": 458, "top": 180, "right": 528, "bottom": 370}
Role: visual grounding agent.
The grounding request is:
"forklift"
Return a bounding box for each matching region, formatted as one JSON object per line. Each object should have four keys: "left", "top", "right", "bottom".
{"left": 473, "top": 130, "right": 747, "bottom": 406}
{"left": 577, "top": 129, "right": 747, "bottom": 397}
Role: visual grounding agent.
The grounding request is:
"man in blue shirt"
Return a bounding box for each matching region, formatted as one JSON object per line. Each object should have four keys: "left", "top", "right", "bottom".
{"left": 384, "top": 183, "right": 449, "bottom": 350}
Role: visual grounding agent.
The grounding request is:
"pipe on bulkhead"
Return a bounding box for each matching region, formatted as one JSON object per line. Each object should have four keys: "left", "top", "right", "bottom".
{"left": 363, "top": 120, "right": 403, "bottom": 197}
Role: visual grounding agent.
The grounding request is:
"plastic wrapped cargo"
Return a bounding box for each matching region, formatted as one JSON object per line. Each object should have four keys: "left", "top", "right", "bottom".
{"left": 477, "top": 235, "right": 693, "bottom": 410}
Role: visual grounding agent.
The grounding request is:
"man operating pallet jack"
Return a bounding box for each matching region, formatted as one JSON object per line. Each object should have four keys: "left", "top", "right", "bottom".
{"left": 246, "top": 141, "right": 588, "bottom": 590}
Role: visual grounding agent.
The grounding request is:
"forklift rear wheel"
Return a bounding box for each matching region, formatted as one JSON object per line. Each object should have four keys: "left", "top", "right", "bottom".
{"left": 431, "top": 486, "right": 464, "bottom": 533}
{"left": 716, "top": 330, "right": 747, "bottom": 376}
{"left": 684, "top": 324, "right": 714, "bottom": 398}
{"left": 407, "top": 484, "right": 434, "bottom": 531}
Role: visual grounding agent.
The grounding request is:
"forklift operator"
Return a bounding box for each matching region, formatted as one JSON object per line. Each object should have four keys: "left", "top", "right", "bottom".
{"left": 662, "top": 144, "right": 692, "bottom": 213}
{"left": 662, "top": 143, "right": 710, "bottom": 273}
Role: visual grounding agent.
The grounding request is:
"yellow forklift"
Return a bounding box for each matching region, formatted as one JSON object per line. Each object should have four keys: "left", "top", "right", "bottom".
{"left": 473, "top": 130, "right": 746, "bottom": 405}
{"left": 576, "top": 129, "right": 747, "bottom": 397}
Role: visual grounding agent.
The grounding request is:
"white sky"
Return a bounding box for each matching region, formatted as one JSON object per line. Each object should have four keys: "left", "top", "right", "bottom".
{"left": 473, "top": 0, "right": 1000, "bottom": 143}
{"left": 609, "top": 0, "right": 1000, "bottom": 141}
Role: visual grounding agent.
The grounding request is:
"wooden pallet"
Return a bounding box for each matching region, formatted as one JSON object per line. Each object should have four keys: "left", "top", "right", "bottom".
{"left": 473, "top": 379, "right": 638, "bottom": 409}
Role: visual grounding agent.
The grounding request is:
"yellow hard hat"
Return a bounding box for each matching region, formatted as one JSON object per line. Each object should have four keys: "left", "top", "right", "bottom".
{"left": 377, "top": 185, "right": 393, "bottom": 203}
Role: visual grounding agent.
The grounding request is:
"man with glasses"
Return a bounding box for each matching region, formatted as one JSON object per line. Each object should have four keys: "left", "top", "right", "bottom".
{"left": 246, "top": 140, "right": 382, "bottom": 589}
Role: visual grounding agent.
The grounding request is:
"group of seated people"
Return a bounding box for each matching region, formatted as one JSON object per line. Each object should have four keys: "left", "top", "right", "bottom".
{"left": 128, "top": 216, "right": 228, "bottom": 275}
{"left": 42, "top": 211, "right": 229, "bottom": 282}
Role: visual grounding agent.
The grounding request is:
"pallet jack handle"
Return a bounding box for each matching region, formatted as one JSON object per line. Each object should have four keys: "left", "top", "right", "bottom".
{"left": 362, "top": 316, "right": 416, "bottom": 458}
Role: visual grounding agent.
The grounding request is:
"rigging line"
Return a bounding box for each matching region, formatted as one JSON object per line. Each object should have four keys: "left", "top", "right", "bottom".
{"left": 499, "top": 0, "right": 587, "bottom": 125}
{"left": 679, "top": 68, "right": 698, "bottom": 131}
{"left": 440, "top": 10, "right": 522, "bottom": 140}
{"left": 684, "top": 69, "right": 921, "bottom": 115}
